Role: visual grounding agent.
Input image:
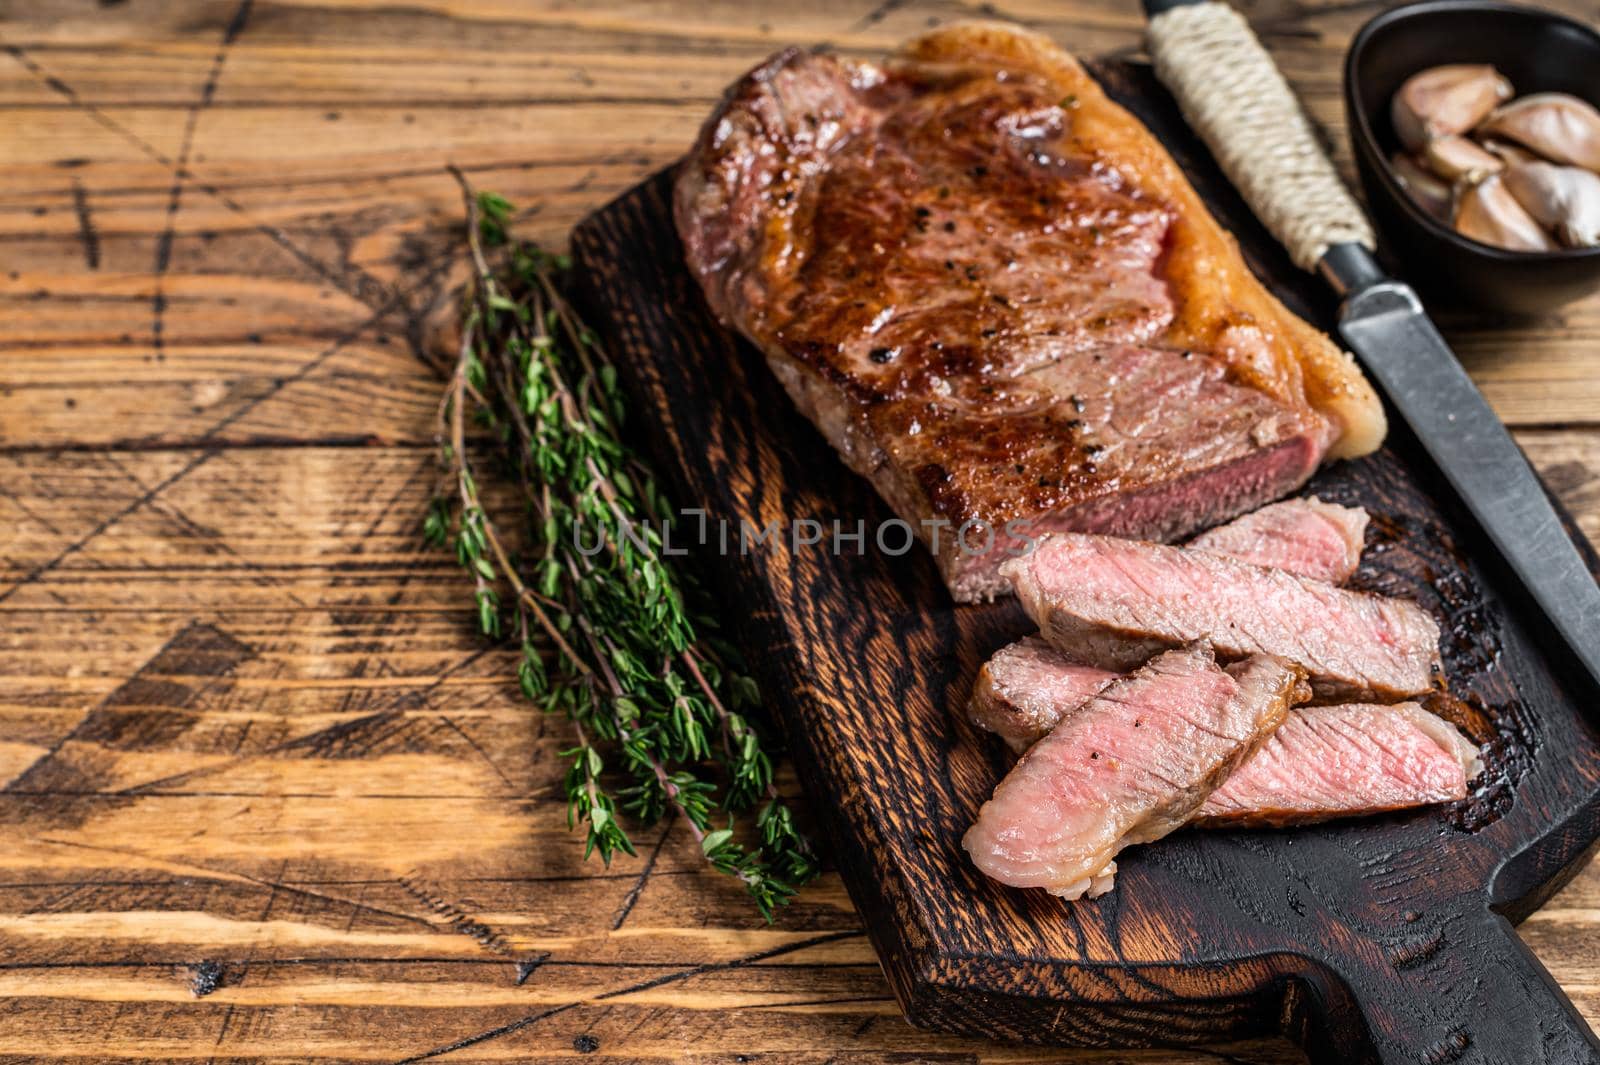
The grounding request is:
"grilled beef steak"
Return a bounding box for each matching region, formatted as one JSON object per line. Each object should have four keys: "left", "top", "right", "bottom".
{"left": 972, "top": 638, "right": 1478, "bottom": 825}
{"left": 962, "top": 645, "right": 1303, "bottom": 898}
{"left": 1187, "top": 496, "right": 1368, "bottom": 584}
{"left": 676, "top": 23, "right": 1386, "bottom": 600}
{"left": 1004, "top": 533, "right": 1441, "bottom": 700}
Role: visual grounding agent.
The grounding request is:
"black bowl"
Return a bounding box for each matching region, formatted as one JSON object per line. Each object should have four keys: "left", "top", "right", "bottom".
{"left": 1346, "top": 0, "right": 1600, "bottom": 313}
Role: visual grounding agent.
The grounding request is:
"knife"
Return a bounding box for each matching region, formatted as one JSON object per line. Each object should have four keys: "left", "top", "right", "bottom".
{"left": 1142, "top": 0, "right": 1600, "bottom": 694}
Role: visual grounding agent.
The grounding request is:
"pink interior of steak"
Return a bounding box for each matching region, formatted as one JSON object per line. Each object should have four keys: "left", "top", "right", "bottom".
{"left": 1187, "top": 497, "right": 1369, "bottom": 585}
{"left": 1195, "top": 703, "right": 1480, "bottom": 826}
{"left": 970, "top": 636, "right": 1115, "bottom": 751}
{"left": 677, "top": 50, "right": 1334, "bottom": 600}
{"left": 970, "top": 499, "right": 1372, "bottom": 753}
{"left": 975, "top": 634, "right": 1477, "bottom": 824}
{"left": 1007, "top": 533, "right": 1442, "bottom": 700}
{"left": 962, "top": 645, "right": 1297, "bottom": 898}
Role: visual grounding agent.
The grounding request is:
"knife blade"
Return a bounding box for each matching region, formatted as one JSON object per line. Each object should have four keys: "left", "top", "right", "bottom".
{"left": 1336, "top": 271, "right": 1600, "bottom": 686}
{"left": 1143, "top": 0, "right": 1600, "bottom": 692}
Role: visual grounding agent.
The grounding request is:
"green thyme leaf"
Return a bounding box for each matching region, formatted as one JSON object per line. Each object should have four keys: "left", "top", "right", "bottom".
{"left": 428, "top": 170, "right": 818, "bottom": 920}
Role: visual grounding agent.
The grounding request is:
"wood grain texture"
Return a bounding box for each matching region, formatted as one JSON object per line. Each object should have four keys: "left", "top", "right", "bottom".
{"left": 1, "top": 1, "right": 1598, "bottom": 1062}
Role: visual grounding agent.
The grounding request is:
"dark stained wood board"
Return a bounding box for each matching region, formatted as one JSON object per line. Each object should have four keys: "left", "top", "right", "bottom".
{"left": 570, "top": 57, "right": 1600, "bottom": 1065}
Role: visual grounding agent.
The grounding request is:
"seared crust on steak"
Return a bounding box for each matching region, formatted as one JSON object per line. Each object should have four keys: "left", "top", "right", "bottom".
{"left": 892, "top": 24, "right": 1383, "bottom": 455}
{"left": 676, "top": 24, "right": 1385, "bottom": 601}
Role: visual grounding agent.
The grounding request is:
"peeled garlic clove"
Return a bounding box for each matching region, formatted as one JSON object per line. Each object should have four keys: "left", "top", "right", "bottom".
{"left": 1422, "top": 136, "right": 1504, "bottom": 183}
{"left": 1390, "top": 151, "right": 1453, "bottom": 221}
{"left": 1503, "top": 160, "right": 1600, "bottom": 248}
{"left": 1478, "top": 93, "right": 1600, "bottom": 171}
{"left": 1454, "top": 173, "right": 1558, "bottom": 251}
{"left": 1392, "top": 64, "right": 1513, "bottom": 151}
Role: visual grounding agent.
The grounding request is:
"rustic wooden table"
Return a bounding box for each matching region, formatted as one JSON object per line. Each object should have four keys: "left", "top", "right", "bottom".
{"left": 4, "top": 1, "right": 1599, "bottom": 1062}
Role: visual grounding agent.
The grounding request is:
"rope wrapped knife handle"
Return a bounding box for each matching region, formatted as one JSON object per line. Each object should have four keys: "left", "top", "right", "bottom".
{"left": 1146, "top": 1, "right": 1375, "bottom": 272}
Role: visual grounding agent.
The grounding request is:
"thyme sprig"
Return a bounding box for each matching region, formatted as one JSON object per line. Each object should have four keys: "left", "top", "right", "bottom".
{"left": 426, "top": 171, "right": 817, "bottom": 919}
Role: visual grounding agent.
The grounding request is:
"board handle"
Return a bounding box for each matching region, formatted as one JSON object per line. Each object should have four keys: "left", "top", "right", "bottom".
{"left": 1304, "top": 909, "right": 1600, "bottom": 1064}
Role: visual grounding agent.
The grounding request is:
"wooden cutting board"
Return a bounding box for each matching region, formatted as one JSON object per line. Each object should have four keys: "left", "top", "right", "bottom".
{"left": 570, "top": 57, "right": 1600, "bottom": 1065}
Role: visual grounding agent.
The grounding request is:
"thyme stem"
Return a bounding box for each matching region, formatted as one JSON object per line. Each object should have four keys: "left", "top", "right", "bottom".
{"left": 426, "top": 171, "right": 818, "bottom": 919}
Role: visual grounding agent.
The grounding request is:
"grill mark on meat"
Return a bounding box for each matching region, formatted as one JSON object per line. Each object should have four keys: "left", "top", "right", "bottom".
{"left": 675, "top": 29, "right": 1384, "bottom": 601}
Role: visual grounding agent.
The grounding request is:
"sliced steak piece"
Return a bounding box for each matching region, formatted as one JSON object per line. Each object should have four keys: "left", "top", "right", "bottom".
{"left": 1194, "top": 703, "right": 1480, "bottom": 827}
{"left": 971, "top": 499, "right": 1370, "bottom": 749}
{"left": 962, "top": 645, "right": 1302, "bottom": 899}
{"left": 1003, "top": 533, "right": 1441, "bottom": 701}
{"left": 973, "top": 639, "right": 1479, "bottom": 825}
{"left": 676, "top": 24, "right": 1387, "bottom": 602}
{"left": 1187, "top": 497, "right": 1369, "bottom": 585}
{"left": 970, "top": 637, "right": 1117, "bottom": 751}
